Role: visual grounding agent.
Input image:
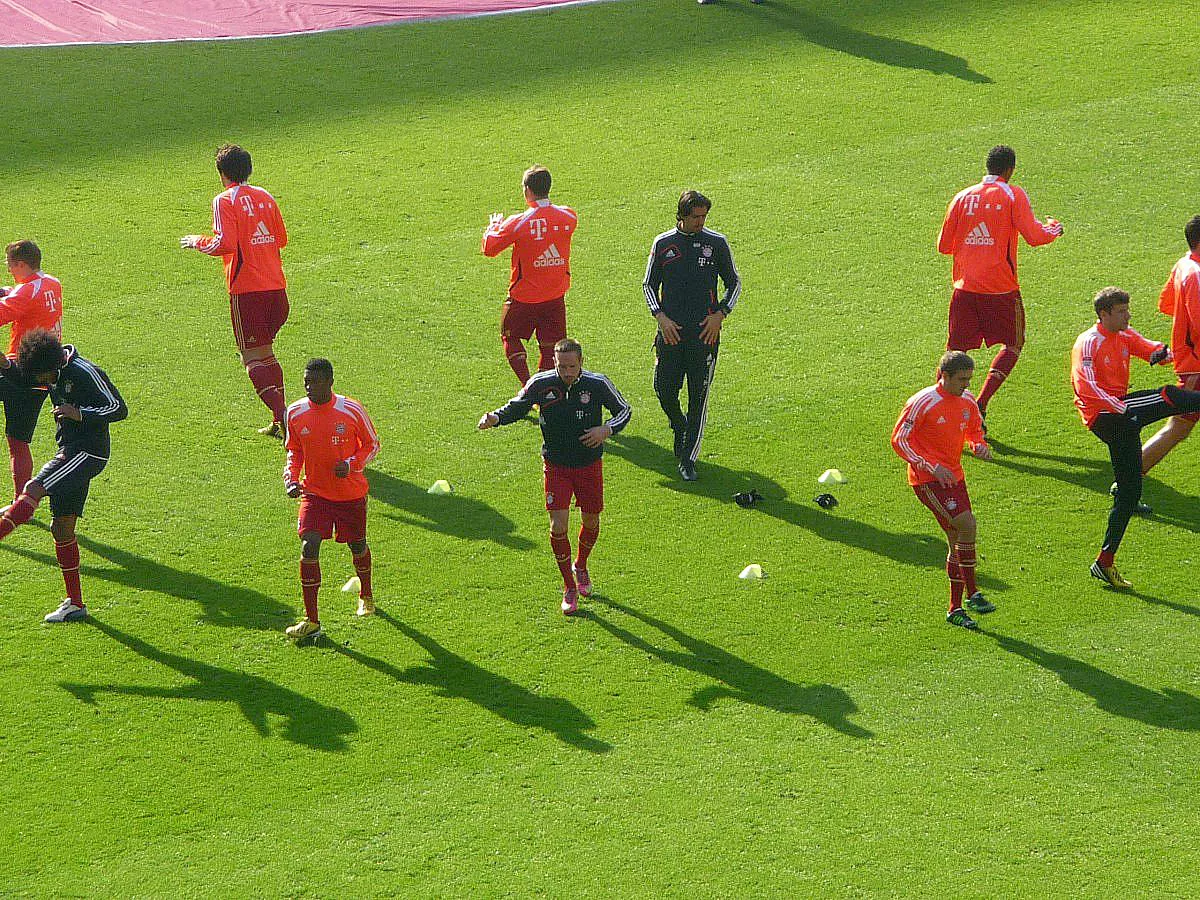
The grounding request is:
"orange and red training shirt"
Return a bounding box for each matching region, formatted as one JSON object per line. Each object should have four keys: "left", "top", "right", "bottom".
{"left": 892, "top": 384, "right": 987, "bottom": 486}
{"left": 481, "top": 198, "right": 577, "bottom": 304}
{"left": 0, "top": 270, "right": 62, "bottom": 359}
{"left": 1157, "top": 250, "right": 1200, "bottom": 375}
{"left": 1070, "top": 323, "right": 1164, "bottom": 427}
{"left": 284, "top": 394, "right": 380, "bottom": 503}
{"left": 937, "top": 175, "right": 1060, "bottom": 295}
{"left": 194, "top": 183, "right": 287, "bottom": 295}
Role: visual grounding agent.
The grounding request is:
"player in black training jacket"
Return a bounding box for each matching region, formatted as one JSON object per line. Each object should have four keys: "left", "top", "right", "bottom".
{"left": 642, "top": 190, "right": 741, "bottom": 481}
{"left": 0, "top": 329, "right": 127, "bottom": 623}
{"left": 478, "top": 338, "right": 630, "bottom": 615}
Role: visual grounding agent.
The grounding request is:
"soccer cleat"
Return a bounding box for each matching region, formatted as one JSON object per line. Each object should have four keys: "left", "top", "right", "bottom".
{"left": 44, "top": 599, "right": 87, "bottom": 623}
{"left": 964, "top": 591, "right": 996, "bottom": 614}
{"left": 356, "top": 596, "right": 375, "bottom": 617}
{"left": 258, "top": 421, "right": 284, "bottom": 439}
{"left": 573, "top": 566, "right": 593, "bottom": 598}
{"left": 678, "top": 460, "right": 698, "bottom": 482}
{"left": 1109, "top": 482, "right": 1152, "bottom": 516}
{"left": 285, "top": 617, "right": 322, "bottom": 640}
{"left": 1090, "top": 560, "right": 1133, "bottom": 590}
{"left": 946, "top": 608, "right": 978, "bottom": 630}
{"left": 561, "top": 588, "right": 579, "bottom": 616}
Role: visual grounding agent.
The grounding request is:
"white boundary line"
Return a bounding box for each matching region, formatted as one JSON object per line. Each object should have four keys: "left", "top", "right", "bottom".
{"left": 1, "top": 0, "right": 628, "bottom": 49}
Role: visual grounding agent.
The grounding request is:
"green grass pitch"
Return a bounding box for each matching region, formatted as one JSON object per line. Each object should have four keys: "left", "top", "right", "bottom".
{"left": 1, "top": 0, "right": 1198, "bottom": 894}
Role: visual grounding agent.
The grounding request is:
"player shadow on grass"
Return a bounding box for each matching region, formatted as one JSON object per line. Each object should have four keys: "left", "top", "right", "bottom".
{"left": 331, "top": 610, "right": 610, "bottom": 754}
{"left": 606, "top": 433, "right": 1008, "bottom": 590}
{"left": 582, "top": 596, "right": 872, "bottom": 739}
{"left": 59, "top": 619, "right": 357, "bottom": 752}
{"left": 980, "top": 629, "right": 1200, "bottom": 731}
{"left": 0, "top": 529, "right": 292, "bottom": 630}
{"left": 366, "top": 468, "right": 536, "bottom": 551}
{"left": 724, "top": 2, "right": 991, "bottom": 83}
{"left": 987, "top": 439, "right": 1200, "bottom": 534}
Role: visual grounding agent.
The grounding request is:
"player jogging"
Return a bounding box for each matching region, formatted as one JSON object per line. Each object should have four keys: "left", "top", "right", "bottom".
{"left": 643, "top": 190, "right": 741, "bottom": 482}
{"left": 181, "top": 144, "right": 289, "bottom": 437}
{"left": 0, "top": 330, "right": 127, "bottom": 622}
{"left": 478, "top": 338, "right": 630, "bottom": 615}
{"left": 1136, "top": 216, "right": 1200, "bottom": 486}
{"left": 1070, "top": 287, "right": 1200, "bottom": 590}
{"left": 283, "top": 358, "right": 381, "bottom": 641}
{"left": 892, "top": 351, "right": 994, "bottom": 629}
{"left": 938, "top": 145, "right": 1063, "bottom": 426}
{"left": 0, "top": 240, "right": 62, "bottom": 504}
{"left": 482, "top": 165, "right": 578, "bottom": 386}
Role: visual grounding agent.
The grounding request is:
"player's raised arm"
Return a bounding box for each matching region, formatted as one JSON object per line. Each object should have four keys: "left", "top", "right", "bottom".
{"left": 481, "top": 211, "right": 520, "bottom": 257}
{"left": 74, "top": 359, "right": 128, "bottom": 424}
{"left": 1012, "top": 185, "right": 1061, "bottom": 247}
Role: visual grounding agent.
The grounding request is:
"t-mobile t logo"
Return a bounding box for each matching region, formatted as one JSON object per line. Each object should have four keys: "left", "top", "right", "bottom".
{"left": 529, "top": 218, "right": 547, "bottom": 240}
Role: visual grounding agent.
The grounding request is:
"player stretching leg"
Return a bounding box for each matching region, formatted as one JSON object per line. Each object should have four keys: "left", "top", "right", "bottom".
{"left": 892, "top": 352, "right": 994, "bottom": 629}
{"left": 0, "top": 330, "right": 127, "bottom": 622}
{"left": 181, "top": 144, "right": 290, "bottom": 437}
{"left": 1070, "top": 287, "right": 1200, "bottom": 589}
{"left": 478, "top": 338, "right": 630, "bottom": 615}
{"left": 283, "top": 359, "right": 380, "bottom": 641}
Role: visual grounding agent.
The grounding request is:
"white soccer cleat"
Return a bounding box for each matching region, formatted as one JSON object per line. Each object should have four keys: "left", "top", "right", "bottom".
{"left": 44, "top": 599, "right": 87, "bottom": 623}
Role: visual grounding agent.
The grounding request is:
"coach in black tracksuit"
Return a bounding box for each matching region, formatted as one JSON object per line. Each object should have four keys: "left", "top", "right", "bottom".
{"left": 642, "top": 190, "right": 741, "bottom": 481}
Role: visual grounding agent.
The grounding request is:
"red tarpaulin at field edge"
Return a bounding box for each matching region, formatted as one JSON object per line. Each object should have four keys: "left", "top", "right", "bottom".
{"left": 1, "top": 0, "right": 608, "bottom": 47}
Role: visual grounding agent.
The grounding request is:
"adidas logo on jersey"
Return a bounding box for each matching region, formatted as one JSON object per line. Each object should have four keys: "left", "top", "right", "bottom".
{"left": 250, "top": 220, "right": 277, "bottom": 246}
{"left": 533, "top": 243, "right": 566, "bottom": 268}
{"left": 964, "top": 222, "right": 995, "bottom": 246}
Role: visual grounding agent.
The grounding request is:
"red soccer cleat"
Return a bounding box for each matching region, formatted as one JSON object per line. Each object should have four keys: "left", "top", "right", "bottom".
{"left": 573, "top": 565, "right": 592, "bottom": 598}
{"left": 561, "top": 588, "right": 579, "bottom": 616}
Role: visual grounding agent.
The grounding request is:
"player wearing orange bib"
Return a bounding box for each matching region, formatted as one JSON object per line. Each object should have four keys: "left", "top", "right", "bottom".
{"left": 0, "top": 240, "right": 62, "bottom": 502}
{"left": 892, "top": 351, "right": 994, "bottom": 629}
{"left": 283, "top": 359, "right": 381, "bottom": 641}
{"left": 938, "top": 145, "right": 1063, "bottom": 424}
{"left": 482, "top": 165, "right": 578, "bottom": 385}
{"left": 1069, "top": 287, "right": 1200, "bottom": 589}
{"left": 181, "top": 144, "right": 290, "bottom": 437}
{"left": 1138, "top": 216, "right": 1200, "bottom": 477}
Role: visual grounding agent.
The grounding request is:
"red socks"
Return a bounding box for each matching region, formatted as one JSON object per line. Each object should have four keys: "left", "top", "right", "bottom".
{"left": 576, "top": 524, "right": 599, "bottom": 569}
{"left": 1097, "top": 549, "right": 1115, "bottom": 568}
{"left": 955, "top": 542, "right": 978, "bottom": 596}
{"left": 300, "top": 558, "right": 321, "bottom": 622}
{"left": 502, "top": 336, "right": 531, "bottom": 385}
{"left": 946, "top": 551, "right": 965, "bottom": 612}
{"left": 0, "top": 492, "right": 37, "bottom": 540}
{"left": 247, "top": 356, "right": 287, "bottom": 424}
{"left": 550, "top": 533, "right": 576, "bottom": 590}
{"left": 7, "top": 436, "right": 31, "bottom": 501}
{"left": 352, "top": 547, "right": 373, "bottom": 598}
{"left": 976, "top": 347, "right": 1020, "bottom": 413}
{"left": 55, "top": 539, "right": 83, "bottom": 604}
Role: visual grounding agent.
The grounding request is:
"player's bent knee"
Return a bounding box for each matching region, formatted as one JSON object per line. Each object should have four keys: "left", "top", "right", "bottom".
{"left": 50, "top": 516, "right": 76, "bottom": 542}
{"left": 348, "top": 539, "right": 367, "bottom": 555}
{"left": 300, "top": 534, "right": 323, "bottom": 558}
{"left": 24, "top": 481, "right": 46, "bottom": 501}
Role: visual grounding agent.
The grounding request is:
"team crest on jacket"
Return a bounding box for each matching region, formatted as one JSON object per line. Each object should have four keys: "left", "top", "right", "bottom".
{"left": 579, "top": 391, "right": 591, "bottom": 405}
{"left": 335, "top": 422, "right": 347, "bottom": 435}
{"left": 701, "top": 245, "right": 713, "bottom": 258}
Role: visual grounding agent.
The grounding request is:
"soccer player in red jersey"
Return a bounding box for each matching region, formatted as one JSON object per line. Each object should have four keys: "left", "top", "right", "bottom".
{"left": 1137, "top": 216, "right": 1200, "bottom": 480}
{"left": 892, "top": 351, "right": 994, "bottom": 629}
{"left": 283, "top": 358, "right": 381, "bottom": 641}
{"left": 0, "top": 330, "right": 127, "bottom": 623}
{"left": 938, "top": 145, "right": 1063, "bottom": 425}
{"left": 478, "top": 338, "right": 630, "bottom": 615}
{"left": 0, "top": 240, "right": 62, "bottom": 503}
{"left": 181, "top": 144, "right": 290, "bottom": 437}
{"left": 482, "top": 166, "right": 578, "bottom": 386}
{"left": 1070, "top": 287, "right": 1200, "bottom": 590}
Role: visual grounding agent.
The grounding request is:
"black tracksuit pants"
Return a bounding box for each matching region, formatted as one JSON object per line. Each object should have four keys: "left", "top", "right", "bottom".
{"left": 1091, "top": 384, "right": 1200, "bottom": 555}
{"left": 654, "top": 334, "right": 718, "bottom": 464}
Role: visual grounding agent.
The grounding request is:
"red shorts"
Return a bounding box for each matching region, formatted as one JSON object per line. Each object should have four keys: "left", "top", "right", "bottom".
{"left": 913, "top": 480, "right": 972, "bottom": 532}
{"left": 947, "top": 289, "right": 1024, "bottom": 351}
{"left": 1177, "top": 373, "right": 1200, "bottom": 423}
{"left": 502, "top": 296, "right": 566, "bottom": 345}
{"left": 230, "top": 289, "right": 289, "bottom": 351}
{"left": 544, "top": 458, "right": 603, "bottom": 514}
{"left": 298, "top": 493, "right": 368, "bottom": 543}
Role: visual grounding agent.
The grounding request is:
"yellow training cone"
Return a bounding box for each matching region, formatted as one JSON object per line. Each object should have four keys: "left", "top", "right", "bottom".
{"left": 738, "top": 564, "right": 764, "bottom": 580}
{"left": 341, "top": 576, "right": 362, "bottom": 593}
{"left": 427, "top": 479, "right": 453, "bottom": 495}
